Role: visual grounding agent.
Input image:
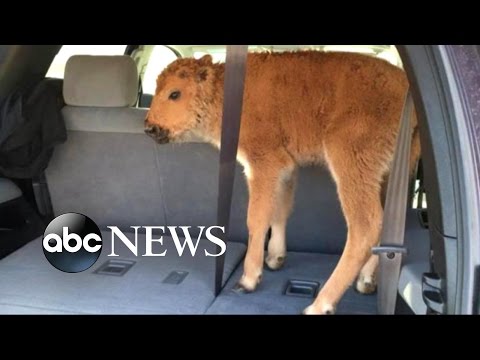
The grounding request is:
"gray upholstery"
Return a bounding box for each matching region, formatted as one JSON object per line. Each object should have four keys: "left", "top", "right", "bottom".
{"left": 0, "top": 178, "right": 21, "bottom": 203}
{"left": 54, "top": 107, "right": 156, "bottom": 227}
{"left": 46, "top": 129, "right": 166, "bottom": 228}
{"left": 63, "top": 56, "right": 138, "bottom": 107}
{"left": 0, "top": 232, "right": 246, "bottom": 314}
{"left": 62, "top": 107, "right": 147, "bottom": 133}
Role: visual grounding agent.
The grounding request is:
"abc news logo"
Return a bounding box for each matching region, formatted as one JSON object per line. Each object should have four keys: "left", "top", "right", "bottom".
{"left": 43, "top": 213, "right": 226, "bottom": 273}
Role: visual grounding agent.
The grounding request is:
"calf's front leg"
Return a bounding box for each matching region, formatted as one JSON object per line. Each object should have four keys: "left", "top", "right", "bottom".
{"left": 234, "top": 153, "right": 295, "bottom": 292}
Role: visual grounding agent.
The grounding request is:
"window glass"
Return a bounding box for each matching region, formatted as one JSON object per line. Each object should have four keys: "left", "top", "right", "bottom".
{"left": 142, "top": 46, "right": 178, "bottom": 94}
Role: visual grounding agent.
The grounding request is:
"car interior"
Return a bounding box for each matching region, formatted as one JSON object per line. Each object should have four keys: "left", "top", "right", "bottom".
{"left": 0, "top": 45, "right": 439, "bottom": 314}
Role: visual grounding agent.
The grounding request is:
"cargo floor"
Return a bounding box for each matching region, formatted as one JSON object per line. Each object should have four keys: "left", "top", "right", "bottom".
{"left": 207, "top": 251, "right": 377, "bottom": 314}
{"left": 0, "top": 234, "right": 376, "bottom": 314}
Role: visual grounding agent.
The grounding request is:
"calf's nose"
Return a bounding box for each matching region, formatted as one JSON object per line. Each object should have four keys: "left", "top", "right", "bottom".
{"left": 144, "top": 118, "right": 157, "bottom": 135}
{"left": 145, "top": 125, "right": 156, "bottom": 135}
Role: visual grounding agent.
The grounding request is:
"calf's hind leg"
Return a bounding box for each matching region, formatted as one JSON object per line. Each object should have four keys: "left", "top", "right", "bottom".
{"left": 303, "top": 142, "right": 384, "bottom": 314}
{"left": 356, "top": 253, "right": 379, "bottom": 294}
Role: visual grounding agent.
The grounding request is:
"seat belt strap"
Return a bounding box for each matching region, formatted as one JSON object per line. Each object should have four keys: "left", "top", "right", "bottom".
{"left": 32, "top": 171, "right": 54, "bottom": 221}
{"left": 215, "top": 45, "right": 248, "bottom": 296}
{"left": 372, "top": 90, "right": 414, "bottom": 314}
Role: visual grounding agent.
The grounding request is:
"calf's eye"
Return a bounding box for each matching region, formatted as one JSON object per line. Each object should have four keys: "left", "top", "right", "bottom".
{"left": 169, "top": 91, "right": 181, "bottom": 100}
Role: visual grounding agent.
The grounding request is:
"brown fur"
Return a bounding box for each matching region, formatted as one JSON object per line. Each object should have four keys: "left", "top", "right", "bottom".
{"left": 146, "top": 51, "right": 421, "bottom": 314}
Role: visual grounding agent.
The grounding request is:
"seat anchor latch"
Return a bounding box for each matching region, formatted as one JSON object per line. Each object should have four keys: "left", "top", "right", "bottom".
{"left": 371, "top": 245, "right": 408, "bottom": 259}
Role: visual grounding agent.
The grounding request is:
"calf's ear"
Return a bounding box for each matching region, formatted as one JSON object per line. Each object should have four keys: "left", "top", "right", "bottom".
{"left": 196, "top": 55, "right": 213, "bottom": 82}
{"left": 196, "top": 67, "right": 209, "bottom": 82}
{"left": 198, "top": 54, "right": 213, "bottom": 65}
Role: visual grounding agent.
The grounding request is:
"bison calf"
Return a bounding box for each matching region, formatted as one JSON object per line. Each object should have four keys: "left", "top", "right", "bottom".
{"left": 145, "top": 51, "right": 420, "bottom": 314}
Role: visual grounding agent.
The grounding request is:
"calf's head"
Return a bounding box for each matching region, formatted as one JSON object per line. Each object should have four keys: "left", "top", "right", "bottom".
{"left": 145, "top": 55, "right": 217, "bottom": 144}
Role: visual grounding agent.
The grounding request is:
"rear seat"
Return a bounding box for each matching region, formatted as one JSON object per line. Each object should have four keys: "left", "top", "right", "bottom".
{"left": 0, "top": 55, "right": 245, "bottom": 314}
{"left": 47, "top": 55, "right": 164, "bottom": 227}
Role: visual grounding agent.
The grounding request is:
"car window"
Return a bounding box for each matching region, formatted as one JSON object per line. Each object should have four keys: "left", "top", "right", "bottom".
{"left": 142, "top": 46, "right": 179, "bottom": 94}
{"left": 46, "top": 45, "right": 128, "bottom": 79}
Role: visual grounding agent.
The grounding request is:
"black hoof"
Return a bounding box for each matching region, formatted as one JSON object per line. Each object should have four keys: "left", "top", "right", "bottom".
{"left": 354, "top": 282, "right": 377, "bottom": 296}
{"left": 232, "top": 283, "right": 252, "bottom": 294}
{"left": 301, "top": 307, "right": 335, "bottom": 315}
{"left": 265, "top": 256, "right": 286, "bottom": 271}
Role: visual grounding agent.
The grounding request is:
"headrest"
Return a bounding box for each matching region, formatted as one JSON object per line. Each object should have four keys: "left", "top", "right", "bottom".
{"left": 63, "top": 55, "right": 138, "bottom": 107}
